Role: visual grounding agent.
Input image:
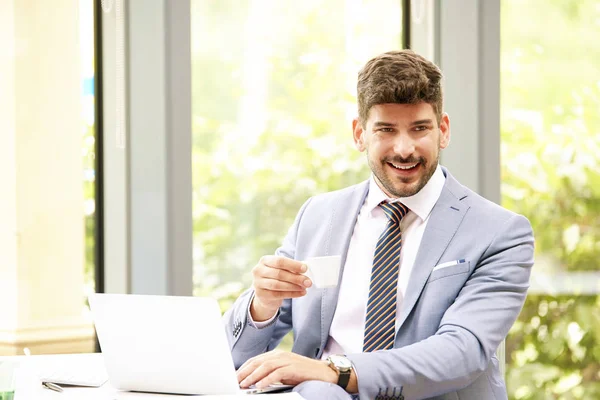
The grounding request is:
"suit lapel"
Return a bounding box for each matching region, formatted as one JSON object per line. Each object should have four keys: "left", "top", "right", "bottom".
{"left": 396, "top": 172, "right": 470, "bottom": 331}
{"left": 320, "top": 181, "right": 369, "bottom": 351}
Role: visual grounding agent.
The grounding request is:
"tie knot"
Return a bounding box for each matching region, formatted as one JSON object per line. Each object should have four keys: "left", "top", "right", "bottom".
{"left": 380, "top": 201, "right": 409, "bottom": 225}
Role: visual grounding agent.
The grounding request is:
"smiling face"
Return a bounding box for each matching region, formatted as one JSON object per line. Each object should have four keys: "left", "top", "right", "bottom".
{"left": 353, "top": 102, "right": 450, "bottom": 198}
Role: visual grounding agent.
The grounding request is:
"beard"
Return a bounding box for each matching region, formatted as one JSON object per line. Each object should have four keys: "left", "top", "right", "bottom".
{"left": 367, "top": 149, "right": 440, "bottom": 198}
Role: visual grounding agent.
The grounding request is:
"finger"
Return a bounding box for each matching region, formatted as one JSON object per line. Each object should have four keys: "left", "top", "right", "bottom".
{"left": 255, "top": 367, "right": 293, "bottom": 389}
{"left": 240, "top": 359, "right": 286, "bottom": 388}
{"left": 262, "top": 267, "right": 312, "bottom": 288}
{"left": 255, "top": 277, "right": 308, "bottom": 292}
{"left": 255, "top": 288, "right": 307, "bottom": 300}
{"left": 237, "top": 351, "right": 283, "bottom": 382}
{"left": 237, "top": 357, "right": 262, "bottom": 384}
{"left": 260, "top": 255, "right": 307, "bottom": 275}
{"left": 252, "top": 266, "right": 312, "bottom": 291}
{"left": 236, "top": 364, "right": 252, "bottom": 384}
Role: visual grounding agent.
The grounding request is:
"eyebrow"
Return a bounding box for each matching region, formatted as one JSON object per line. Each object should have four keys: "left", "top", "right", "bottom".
{"left": 372, "top": 121, "right": 397, "bottom": 128}
{"left": 372, "top": 119, "right": 434, "bottom": 128}
{"left": 410, "top": 119, "right": 434, "bottom": 126}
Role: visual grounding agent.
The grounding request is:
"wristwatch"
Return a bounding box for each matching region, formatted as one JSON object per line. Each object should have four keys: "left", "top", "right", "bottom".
{"left": 326, "top": 354, "right": 353, "bottom": 389}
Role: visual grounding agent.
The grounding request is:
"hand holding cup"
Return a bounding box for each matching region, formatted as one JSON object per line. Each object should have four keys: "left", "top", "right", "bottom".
{"left": 250, "top": 255, "right": 312, "bottom": 321}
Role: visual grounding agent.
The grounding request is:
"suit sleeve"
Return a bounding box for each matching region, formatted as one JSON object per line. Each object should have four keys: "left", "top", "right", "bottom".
{"left": 347, "top": 214, "right": 534, "bottom": 400}
{"left": 223, "top": 198, "right": 312, "bottom": 369}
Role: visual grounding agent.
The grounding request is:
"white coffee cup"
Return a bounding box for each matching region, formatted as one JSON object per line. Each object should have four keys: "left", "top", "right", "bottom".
{"left": 303, "top": 255, "right": 342, "bottom": 288}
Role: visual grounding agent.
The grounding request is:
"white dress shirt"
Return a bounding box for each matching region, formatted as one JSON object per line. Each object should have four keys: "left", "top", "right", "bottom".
{"left": 249, "top": 165, "right": 446, "bottom": 358}
{"left": 322, "top": 165, "right": 445, "bottom": 358}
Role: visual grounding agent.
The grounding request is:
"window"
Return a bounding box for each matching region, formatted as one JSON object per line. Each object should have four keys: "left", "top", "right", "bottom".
{"left": 190, "top": 0, "right": 403, "bottom": 309}
{"left": 501, "top": 0, "right": 600, "bottom": 398}
{"left": 0, "top": 0, "right": 97, "bottom": 355}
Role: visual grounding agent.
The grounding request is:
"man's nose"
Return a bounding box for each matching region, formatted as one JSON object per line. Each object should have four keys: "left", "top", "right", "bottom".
{"left": 392, "top": 134, "right": 415, "bottom": 159}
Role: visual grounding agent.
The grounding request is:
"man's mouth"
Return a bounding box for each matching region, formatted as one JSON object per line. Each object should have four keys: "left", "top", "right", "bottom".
{"left": 388, "top": 162, "right": 419, "bottom": 170}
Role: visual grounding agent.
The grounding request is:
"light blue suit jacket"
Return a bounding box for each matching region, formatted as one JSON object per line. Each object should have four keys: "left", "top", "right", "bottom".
{"left": 224, "top": 167, "right": 534, "bottom": 400}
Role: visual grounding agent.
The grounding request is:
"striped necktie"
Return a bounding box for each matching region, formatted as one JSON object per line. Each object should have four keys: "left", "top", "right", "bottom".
{"left": 363, "top": 201, "right": 409, "bottom": 352}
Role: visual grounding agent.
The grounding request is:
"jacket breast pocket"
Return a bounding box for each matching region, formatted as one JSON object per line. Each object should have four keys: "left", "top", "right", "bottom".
{"left": 427, "top": 260, "right": 470, "bottom": 284}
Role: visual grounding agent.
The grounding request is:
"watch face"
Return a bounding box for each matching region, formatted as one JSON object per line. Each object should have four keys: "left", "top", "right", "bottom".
{"left": 330, "top": 355, "right": 352, "bottom": 369}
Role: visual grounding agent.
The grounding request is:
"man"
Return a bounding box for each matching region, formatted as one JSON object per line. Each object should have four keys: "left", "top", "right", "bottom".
{"left": 224, "top": 50, "right": 534, "bottom": 400}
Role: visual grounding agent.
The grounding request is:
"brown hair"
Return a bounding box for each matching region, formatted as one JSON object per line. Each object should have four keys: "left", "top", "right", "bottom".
{"left": 357, "top": 50, "right": 443, "bottom": 126}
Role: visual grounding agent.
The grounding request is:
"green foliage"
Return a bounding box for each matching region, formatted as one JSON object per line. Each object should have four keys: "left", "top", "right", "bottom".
{"left": 506, "top": 296, "right": 600, "bottom": 399}
{"left": 501, "top": 0, "right": 600, "bottom": 398}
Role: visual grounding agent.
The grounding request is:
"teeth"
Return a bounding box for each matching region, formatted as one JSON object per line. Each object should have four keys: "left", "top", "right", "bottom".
{"left": 391, "top": 163, "right": 418, "bottom": 170}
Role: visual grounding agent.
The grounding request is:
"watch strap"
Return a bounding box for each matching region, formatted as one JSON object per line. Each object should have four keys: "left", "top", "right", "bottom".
{"left": 337, "top": 368, "right": 350, "bottom": 389}
{"left": 327, "top": 355, "right": 352, "bottom": 389}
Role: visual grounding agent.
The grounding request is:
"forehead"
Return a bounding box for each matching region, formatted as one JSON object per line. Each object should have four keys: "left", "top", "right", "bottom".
{"left": 366, "top": 103, "right": 436, "bottom": 125}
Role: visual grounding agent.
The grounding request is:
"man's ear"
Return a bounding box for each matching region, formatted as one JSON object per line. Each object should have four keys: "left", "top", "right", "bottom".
{"left": 353, "top": 119, "right": 366, "bottom": 152}
{"left": 439, "top": 113, "right": 451, "bottom": 149}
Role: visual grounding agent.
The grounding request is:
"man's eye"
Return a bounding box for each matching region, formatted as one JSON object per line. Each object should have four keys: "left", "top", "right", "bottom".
{"left": 414, "top": 125, "right": 428, "bottom": 131}
{"left": 379, "top": 128, "right": 394, "bottom": 133}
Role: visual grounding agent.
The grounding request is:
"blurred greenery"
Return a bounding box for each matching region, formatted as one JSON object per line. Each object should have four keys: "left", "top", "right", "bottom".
{"left": 501, "top": 0, "right": 600, "bottom": 398}
{"left": 189, "top": 0, "right": 600, "bottom": 398}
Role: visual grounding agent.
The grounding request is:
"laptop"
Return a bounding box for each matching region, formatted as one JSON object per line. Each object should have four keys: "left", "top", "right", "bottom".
{"left": 88, "top": 293, "right": 293, "bottom": 395}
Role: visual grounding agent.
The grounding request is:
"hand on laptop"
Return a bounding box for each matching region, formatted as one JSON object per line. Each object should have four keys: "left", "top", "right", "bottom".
{"left": 250, "top": 255, "right": 312, "bottom": 321}
{"left": 237, "top": 350, "right": 337, "bottom": 390}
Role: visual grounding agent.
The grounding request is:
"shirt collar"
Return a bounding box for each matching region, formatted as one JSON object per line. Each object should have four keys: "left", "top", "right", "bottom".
{"left": 366, "top": 164, "right": 446, "bottom": 221}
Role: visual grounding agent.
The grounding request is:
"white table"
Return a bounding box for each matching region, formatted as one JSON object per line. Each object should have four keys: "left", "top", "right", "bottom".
{"left": 0, "top": 353, "right": 303, "bottom": 400}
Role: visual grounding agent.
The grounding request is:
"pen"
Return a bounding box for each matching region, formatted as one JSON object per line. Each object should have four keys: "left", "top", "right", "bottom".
{"left": 42, "top": 381, "right": 64, "bottom": 393}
